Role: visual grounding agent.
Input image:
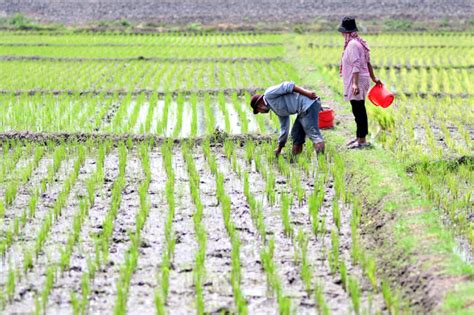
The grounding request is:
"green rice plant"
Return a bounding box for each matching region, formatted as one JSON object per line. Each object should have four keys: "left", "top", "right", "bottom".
{"left": 70, "top": 291, "right": 80, "bottom": 315}
{"left": 339, "top": 259, "right": 348, "bottom": 291}
{"left": 217, "top": 92, "right": 231, "bottom": 133}
{"left": 296, "top": 229, "right": 312, "bottom": 293}
{"left": 328, "top": 229, "right": 339, "bottom": 274}
{"left": 154, "top": 289, "right": 166, "bottom": 315}
{"left": 348, "top": 276, "right": 361, "bottom": 315}
{"left": 366, "top": 256, "right": 378, "bottom": 290}
{"left": 190, "top": 93, "right": 198, "bottom": 137}
{"left": 314, "top": 281, "right": 330, "bottom": 315}
{"left": 382, "top": 278, "right": 394, "bottom": 311}
{"left": 40, "top": 266, "right": 56, "bottom": 311}
{"left": 332, "top": 199, "right": 341, "bottom": 232}
{"left": 260, "top": 237, "right": 290, "bottom": 315}
{"left": 280, "top": 193, "right": 293, "bottom": 237}
{"left": 6, "top": 264, "right": 15, "bottom": 302}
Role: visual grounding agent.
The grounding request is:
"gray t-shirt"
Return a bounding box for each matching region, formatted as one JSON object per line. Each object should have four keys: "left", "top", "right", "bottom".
{"left": 264, "top": 81, "right": 315, "bottom": 145}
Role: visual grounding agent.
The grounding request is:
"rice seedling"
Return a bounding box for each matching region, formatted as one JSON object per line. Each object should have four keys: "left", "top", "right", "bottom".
{"left": 348, "top": 276, "right": 361, "bottom": 315}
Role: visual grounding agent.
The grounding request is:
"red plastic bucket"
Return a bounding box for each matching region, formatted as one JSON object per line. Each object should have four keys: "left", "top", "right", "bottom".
{"left": 318, "top": 108, "right": 335, "bottom": 129}
{"left": 368, "top": 83, "right": 394, "bottom": 108}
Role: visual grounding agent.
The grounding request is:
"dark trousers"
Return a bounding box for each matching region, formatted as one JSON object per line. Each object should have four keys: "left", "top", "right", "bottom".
{"left": 350, "top": 100, "right": 368, "bottom": 138}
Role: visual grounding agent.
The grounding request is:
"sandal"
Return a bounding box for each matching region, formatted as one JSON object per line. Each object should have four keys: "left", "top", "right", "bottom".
{"left": 348, "top": 142, "right": 371, "bottom": 150}
{"left": 346, "top": 138, "right": 358, "bottom": 147}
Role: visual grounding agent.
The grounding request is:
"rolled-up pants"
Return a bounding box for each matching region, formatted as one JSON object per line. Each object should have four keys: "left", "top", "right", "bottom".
{"left": 291, "top": 98, "right": 324, "bottom": 145}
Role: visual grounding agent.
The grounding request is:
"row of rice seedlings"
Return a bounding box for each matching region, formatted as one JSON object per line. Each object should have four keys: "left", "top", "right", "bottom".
{"left": 0, "top": 140, "right": 25, "bottom": 185}
{"left": 217, "top": 92, "right": 231, "bottom": 133}
{"left": 142, "top": 93, "right": 158, "bottom": 133}
{"left": 0, "top": 146, "right": 50, "bottom": 256}
{"left": 114, "top": 142, "right": 151, "bottom": 314}
{"left": 70, "top": 144, "right": 114, "bottom": 315}
{"left": 330, "top": 147, "right": 405, "bottom": 313}
{"left": 97, "top": 143, "right": 128, "bottom": 264}
{"left": 202, "top": 140, "right": 247, "bottom": 314}
{"left": 0, "top": 32, "right": 284, "bottom": 46}
{"left": 222, "top": 140, "right": 298, "bottom": 314}
{"left": 260, "top": 237, "right": 292, "bottom": 314}
{"left": 156, "top": 93, "right": 172, "bottom": 135}
{"left": 3, "top": 43, "right": 284, "bottom": 59}
{"left": 203, "top": 94, "right": 216, "bottom": 134}
{"left": 231, "top": 93, "right": 249, "bottom": 133}
{"left": 294, "top": 229, "right": 331, "bottom": 314}
{"left": 154, "top": 140, "right": 177, "bottom": 313}
{"left": 41, "top": 158, "right": 104, "bottom": 314}
{"left": 1, "top": 145, "right": 44, "bottom": 210}
{"left": 0, "top": 145, "right": 87, "bottom": 311}
{"left": 38, "top": 146, "right": 107, "bottom": 313}
{"left": 181, "top": 142, "right": 207, "bottom": 313}
{"left": 107, "top": 93, "right": 133, "bottom": 133}
{"left": 0, "top": 143, "right": 70, "bottom": 257}
{"left": 172, "top": 93, "right": 185, "bottom": 138}
{"left": 256, "top": 143, "right": 333, "bottom": 312}
{"left": 190, "top": 93, "right": 198, "bottom": 137}
{"left": 126, "top": 92, "right": 146, "bottom": 132}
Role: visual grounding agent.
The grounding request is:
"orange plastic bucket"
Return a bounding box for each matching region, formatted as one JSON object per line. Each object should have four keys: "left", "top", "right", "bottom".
{"left": 318, "top": 108, "right": 335, "bottom": 129}
{"left": 368, "top": 83, "right": 394, "bottom": 108}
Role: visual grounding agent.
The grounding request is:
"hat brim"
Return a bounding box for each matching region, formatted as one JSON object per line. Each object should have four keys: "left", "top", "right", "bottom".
{"left": 252, "top": 95, "right": 264, "bottom": 115}
{"left": 338, "top": 26, "right": 358, "bottom": 33}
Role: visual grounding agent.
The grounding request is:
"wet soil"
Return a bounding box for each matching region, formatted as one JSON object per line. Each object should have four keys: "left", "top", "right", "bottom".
{"left": 0, "top": 143, "right": 387, "bottom": 314}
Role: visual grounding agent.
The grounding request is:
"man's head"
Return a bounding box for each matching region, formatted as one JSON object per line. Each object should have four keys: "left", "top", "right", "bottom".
{"left": 250, "top": 94, "right": 270, "bottom": 114}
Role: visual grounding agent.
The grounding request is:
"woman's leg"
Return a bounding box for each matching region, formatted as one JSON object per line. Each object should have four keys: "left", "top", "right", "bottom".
{"left": 350, "top": 99, "right": 368, "bottom": 142}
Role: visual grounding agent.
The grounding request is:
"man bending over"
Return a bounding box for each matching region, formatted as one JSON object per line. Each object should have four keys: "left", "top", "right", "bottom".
{"left": 250, "top": 81, "right": 325, "bottom": 156}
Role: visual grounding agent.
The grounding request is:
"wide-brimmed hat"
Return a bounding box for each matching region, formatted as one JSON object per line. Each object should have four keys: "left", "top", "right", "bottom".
{"left": 250, "top": 94, "right": 264, "bottom": 115}
{"left": 338, "top": 16, "right": 358, "bottom": 33}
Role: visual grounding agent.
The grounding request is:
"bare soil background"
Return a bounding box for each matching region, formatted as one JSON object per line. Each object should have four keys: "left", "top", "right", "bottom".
{"left": 1, "top": 0, "right": 473, "bottom": 26}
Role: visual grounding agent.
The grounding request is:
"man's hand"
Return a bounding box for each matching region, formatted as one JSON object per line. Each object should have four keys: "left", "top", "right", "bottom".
{"left": 352, "top": 83, "right": 360, "bottom": 95}
{"left": 306, "top": 91, "right": 318, "bottom": 99}
{"left": 293, "top": 85, "right": 318, "bottom": 100}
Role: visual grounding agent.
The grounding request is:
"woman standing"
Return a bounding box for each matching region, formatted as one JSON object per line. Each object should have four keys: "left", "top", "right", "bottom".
{"left": 339, "top": 16, "right": 381, "bottom": 149}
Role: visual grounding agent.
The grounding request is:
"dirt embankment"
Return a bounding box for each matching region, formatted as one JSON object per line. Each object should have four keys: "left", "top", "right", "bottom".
{"left": 1, "top": 0, "right": 473, "bottom": 25}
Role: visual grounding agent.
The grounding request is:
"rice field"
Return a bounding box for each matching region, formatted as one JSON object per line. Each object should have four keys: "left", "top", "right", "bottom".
{"left": 0, "top": 31, "right": 472, "bottom": 314}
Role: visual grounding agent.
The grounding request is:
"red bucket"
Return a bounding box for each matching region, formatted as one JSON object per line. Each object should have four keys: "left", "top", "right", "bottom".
{"left": 318, "top": 108, "right": 335, "bottom": 129}
{"left": 368, "top": 83, "right": 394, "bottom": 108}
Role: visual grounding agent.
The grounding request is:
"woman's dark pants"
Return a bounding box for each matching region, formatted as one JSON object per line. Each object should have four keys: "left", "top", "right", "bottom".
{"left": 350, "top": 99, "right": 368, "bottom": 138}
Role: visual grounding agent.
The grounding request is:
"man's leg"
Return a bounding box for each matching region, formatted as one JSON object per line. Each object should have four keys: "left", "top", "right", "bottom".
{"left": 290, "top": 117, "right": 305, "bottom": 155}
{"left": 301, "top": 99, "right": 325, "bottom": 154}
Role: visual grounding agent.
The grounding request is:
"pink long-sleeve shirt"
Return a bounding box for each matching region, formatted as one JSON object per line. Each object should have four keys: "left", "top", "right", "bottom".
{"left": 341, "top": 40, "right": 371, "bottom": 101}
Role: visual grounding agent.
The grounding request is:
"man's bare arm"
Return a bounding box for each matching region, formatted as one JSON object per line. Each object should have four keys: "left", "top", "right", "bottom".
{"left": 293, "top": 85, "right": 318, "bottom": 99}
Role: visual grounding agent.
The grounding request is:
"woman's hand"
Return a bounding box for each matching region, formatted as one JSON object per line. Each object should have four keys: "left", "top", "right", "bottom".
{"left": 373, "top": 77, "right": 382, "bottom": 85}
{"left": 352, "top": 83, "right": 360, "bottom": 95}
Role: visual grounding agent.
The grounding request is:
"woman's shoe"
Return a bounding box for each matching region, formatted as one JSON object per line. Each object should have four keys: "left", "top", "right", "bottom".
{"left": 348, "top": 142, "right": 371, "bottom": 150}
{"left": 346, "top": 138, "right": 358, "bottom": 147}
